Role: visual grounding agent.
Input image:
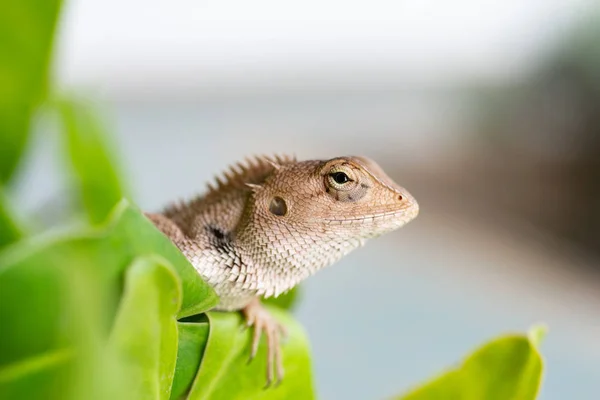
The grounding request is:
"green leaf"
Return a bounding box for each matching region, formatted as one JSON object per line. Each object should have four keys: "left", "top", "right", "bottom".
{"left": 56, "top": 98, "right": 128, "bottom": 224}
{"left": 0, "top": 200, "right": 217, "bottom": 365}
{"left": 0, "top": 235, "right": 113, "bottom": 400}
{"left": 0, "top": 107, "right": 32, "bottom": 184}
{"left": 0, "top": 0, "right": 63, "bottom": 184}
{"left": 0, "top": 188, "right": 23, "bottom": 249}
{"left": 262, "top": 286, "right": 301, "bottom": 311}
{"left": 398, "top": 327, "right": 546, "bottom": 400}
{"left": 528, "top": 324, "right": 547, "bottom": 348}
{"left": 96, "top": 200, "right": 218, "bottom": 318}
{"left": 0, "top": 199, "right": 217, "bottom": 323}
{"left": 170, "top": 321, "right": 210, "bottom": 400}
{"left": 187, "top": 307, "right": 315, "bottom": 400}
{"left": 107, "top": 256, "right": 182, "bottom": 400}
{"left": 0, "top": 348, "right": 73, "bottom": 400}
{"left": 0, "top": 200, "right": 218, "bottom": 399}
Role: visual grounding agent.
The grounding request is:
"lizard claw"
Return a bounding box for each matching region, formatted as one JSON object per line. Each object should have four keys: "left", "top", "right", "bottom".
{"left": 242, "top": 298, "right": 286, "bottom": 387}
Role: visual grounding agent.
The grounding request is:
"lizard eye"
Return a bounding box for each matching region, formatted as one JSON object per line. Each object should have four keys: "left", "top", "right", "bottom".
{"left": 330, "top": 172, "right": 350, "bottom": 184}
{"left": 323, "top": 163, "right": 367, "bottom": 201}
{"left": 326, "top": 166, "right": 358, "bottom": 192}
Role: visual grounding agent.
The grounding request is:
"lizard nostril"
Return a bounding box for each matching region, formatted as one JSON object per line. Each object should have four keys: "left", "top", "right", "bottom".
{"left": 398, "top": 195, "right": 404, "bottom": 201}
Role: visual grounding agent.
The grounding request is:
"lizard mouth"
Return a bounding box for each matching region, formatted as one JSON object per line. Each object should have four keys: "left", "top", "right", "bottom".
{"left": 323, "top": 207, "right": 419, "bottom": 224}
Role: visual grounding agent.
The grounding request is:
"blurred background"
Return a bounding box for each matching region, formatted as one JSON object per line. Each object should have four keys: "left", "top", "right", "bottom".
{"left": 11, "top": 1, "right": 600, "bottom": 399}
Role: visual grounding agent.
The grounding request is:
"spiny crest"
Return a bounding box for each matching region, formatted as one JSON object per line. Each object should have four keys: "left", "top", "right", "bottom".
{"left": 206, "top": 154, "right": 296, "bottom": 196}
{"left": 162, "top": 154, "right": 296, "bottom": 220}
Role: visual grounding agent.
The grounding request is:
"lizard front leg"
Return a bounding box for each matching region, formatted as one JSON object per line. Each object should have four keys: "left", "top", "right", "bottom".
{"left": 146, "top": 212, "right": 288, "bottom": 386}
{"left": 242, "top": 297, "right": 288, "bottom": 387}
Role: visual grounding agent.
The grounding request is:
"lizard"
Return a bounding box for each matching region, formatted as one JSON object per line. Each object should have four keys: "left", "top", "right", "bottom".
{"left": 145, "top": 154, "right": 419, "bottom": 386}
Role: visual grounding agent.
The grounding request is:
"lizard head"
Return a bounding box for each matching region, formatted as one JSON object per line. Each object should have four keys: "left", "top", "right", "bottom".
{"left": 247, "top": 156, "right": 419, "bottom": 240}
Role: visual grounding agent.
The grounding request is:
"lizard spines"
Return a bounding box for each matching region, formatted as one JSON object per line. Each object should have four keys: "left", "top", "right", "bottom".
{"left": 163, "top": 154, "right": 296, "bottom": 221}
{"left": 204, "top": 153, "right": 296, "bottom": 198}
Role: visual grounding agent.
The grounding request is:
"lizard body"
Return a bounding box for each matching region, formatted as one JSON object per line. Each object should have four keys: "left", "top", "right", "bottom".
{"left": 146, "top": 154, "right": 419, "bottom": 385}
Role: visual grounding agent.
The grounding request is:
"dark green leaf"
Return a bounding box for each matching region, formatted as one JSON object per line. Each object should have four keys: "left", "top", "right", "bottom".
{"left": 398, "top": 326, "right": 546, "bottom": 400}
{"left": 107, "top": 256, "right": 182, "bottom": 400}
{"left": 0, "top": 107, "right": 32, "bottom": 184}
{"left": 57, "top": 98, "right": 128, "bottom": 224}
{"left": 187, "top": 308, "right": 315, "bottom": 400}
{"left": 0, "top": 348, "right": 72, "bottom": 400}
{"left": 170, "top": 322, "right": 210, "bottom": 400}
{"left": 0, "top": 188, "right": 23, "bottom": 248}
{"left": 0, "top": 0, "right": 62, "bottom": 183}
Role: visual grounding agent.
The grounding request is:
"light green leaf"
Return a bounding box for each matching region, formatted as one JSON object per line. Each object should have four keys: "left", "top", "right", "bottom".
{"left": 262, "top": 286, "right": 301, "bottom": 311}
{"left": 0, "top": 235, "right": 112, "bottom": 400}
{"left": 98, "top": 200, "right": 218, "bottom": 317}
{"left": 0, "top": 199, "right": 217, "bottom": 320}
{"left": 398, "top": 327, "right": 546, "bottom": 400}
{"left": 0, "top": 199, "right": 218, "bottom": 399}
{"left": 528, "top": 324, "right": 547, "bottom": 348}
{"left": 187, "top": 307, "right": 315, "bottom": 400}
{"left": 56, "top": 98, "right": 128, "bottom": 224}
{"left": 107, "top": 256, "right": 182, "bottom": 400}
{"left": 0, "top": 0, "right": 62, "bottom": 184}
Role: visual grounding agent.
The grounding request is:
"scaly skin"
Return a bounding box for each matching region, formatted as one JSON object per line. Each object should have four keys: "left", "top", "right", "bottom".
{"left": 146, "top": 154, "right": 419, "bottom": 386}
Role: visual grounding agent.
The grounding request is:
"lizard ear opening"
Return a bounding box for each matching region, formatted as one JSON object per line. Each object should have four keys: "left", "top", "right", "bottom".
{"left": 269, "top": 196, "right": 288, "bottom": 216}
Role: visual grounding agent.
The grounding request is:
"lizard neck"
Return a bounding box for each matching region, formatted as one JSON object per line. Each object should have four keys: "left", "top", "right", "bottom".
{"left": 235, "top": 214, "right": 366, "bottom": 298}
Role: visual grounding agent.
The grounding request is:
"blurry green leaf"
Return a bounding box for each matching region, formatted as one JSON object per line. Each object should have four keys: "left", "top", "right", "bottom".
{"left": 57, "top": 251, "right": 125, "bottom": 400}
{"left": 0, "top": 188, "right": 23, "bottom": 248}
{"left": 57, "top": 98, "right": 128, "bottom": 224}
{"left": 0, "top": 348, "right": 73, "bottom": 400}
{"left": 107, "top": 256, "right": 182, "bottom": 400}
{"left": 398, "top": 326, "right": 546, "bottom": 400}
{"left": 0, "top": 201, "right": 218, "bottom": 388}
{"left": 187, "top": 308, "right": 315, "bottom": 400}
{"left": 0, "top": 200, "right": 218, "bottom": 399}
{"left": 170, "top": 321, "right": 210, "bottom": 400}
{"left": 0, "top": 235, "right": 114, "bottom": 400}
{"left": 528, "top": 324, "right": 547, "bottom": 347}
{"left": 0, "top": 0, "right": 62, "bottom": 184}
{"left": 262, "top": 287, "right": 301, "bottom": 311}
{"left": 0, "top": 199, "right": 217, "bottom": 325}
{"left": 0, "top": 249, "right": 73, "bottom": 371}
{"left": 0, "top": 107, "right": 32, "bottom": 184}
